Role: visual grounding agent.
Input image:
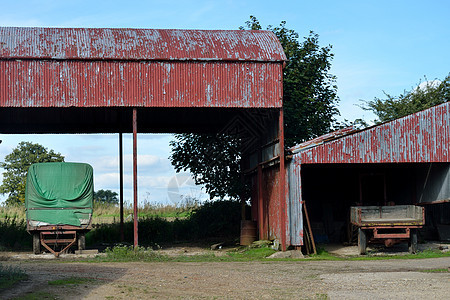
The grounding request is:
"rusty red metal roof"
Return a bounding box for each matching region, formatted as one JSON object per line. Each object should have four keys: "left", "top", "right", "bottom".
{"left": 291, "top": 102, "right": 450, "bottom": 163}
{"left": 0, "top": 27, "right": 286, "bottom": 62}
{"left": 0, "top": 27, "right": 285, "bottom": 108}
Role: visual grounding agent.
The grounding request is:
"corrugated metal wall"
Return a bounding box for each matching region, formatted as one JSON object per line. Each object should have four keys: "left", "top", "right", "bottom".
{"left": 0, "top": 60, "right": 282, "bottom": 108}
{"left": 287, "top": 154, "right": 303, "bottom": 245}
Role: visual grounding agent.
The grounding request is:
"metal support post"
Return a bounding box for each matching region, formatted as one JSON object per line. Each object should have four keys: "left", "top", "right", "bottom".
{"left": 279, "top": 108, "right": 287, "bottom": 251}
{"left": 119, "top": 132, "right": 124, "bottom": 242}
{"left": 133, "top": 108, "right": 138, "bottom": 247}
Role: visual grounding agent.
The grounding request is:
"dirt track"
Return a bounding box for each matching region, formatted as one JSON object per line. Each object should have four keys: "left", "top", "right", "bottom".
{"left": 1, "top": 256, "right": 449, "bottom": 299}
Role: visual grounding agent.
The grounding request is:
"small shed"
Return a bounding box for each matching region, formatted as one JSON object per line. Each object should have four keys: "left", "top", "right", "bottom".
{"left": 285, "top": 102, "right": 450, "bottom": 246}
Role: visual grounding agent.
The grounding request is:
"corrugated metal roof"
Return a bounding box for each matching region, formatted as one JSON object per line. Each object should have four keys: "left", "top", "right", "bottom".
{"left": 291, "top": 102, "right": 450, "bottom": 163}
{"left": 0, "top": 27, "right": 286, "bottom": 62}
{"left": 0, "top": 27, "right": 285, "bottom": 108}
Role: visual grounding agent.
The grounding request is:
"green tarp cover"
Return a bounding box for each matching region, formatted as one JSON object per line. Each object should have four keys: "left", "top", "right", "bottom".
{"left": 25, "top": 162, "right": 93, "bottom": 227}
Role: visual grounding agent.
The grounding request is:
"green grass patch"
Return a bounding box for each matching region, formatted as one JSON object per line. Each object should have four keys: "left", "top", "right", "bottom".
{"left": 348, "top": 249, "right": 450, "bottom": 261}
{"left": 89, "top": 244, "right": 450, "bottom": 263}
{"left": 0, "top": 264, "right": 28, "bottom": 291}
{"left": 48, "top": 276, "right": 95, "bottom": 286}
{"left": 420, "top": 268, "right": 449, "bottom": 273}
{"left": 10, "top": 291, "right": 58, "bottom": 300}
{"left": 91, "top": 245, "right": 277, "bottom": 263}
{"left": 307, "top": 247, "right": 344, "bottom": 261}
{"left": 226, "top": 247, "right": 277, "bottom": 261}
{"left": 98, "top": 245, "right": 170, "bottom": 262}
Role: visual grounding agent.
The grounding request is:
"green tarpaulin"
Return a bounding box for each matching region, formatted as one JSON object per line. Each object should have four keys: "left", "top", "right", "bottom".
{"left": 25, "top": 162, "right": 93, "bottom": 227}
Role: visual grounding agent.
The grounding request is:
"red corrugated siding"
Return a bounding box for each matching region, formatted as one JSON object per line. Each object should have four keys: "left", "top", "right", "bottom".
{"left": 0, "top": 60, "right": 283, "bottom": 108}
{"left": 295, "top": 102, "right": 450, "bottom": 163}
{"left": 0, "top": 27, "right": 286, "bottom": 62}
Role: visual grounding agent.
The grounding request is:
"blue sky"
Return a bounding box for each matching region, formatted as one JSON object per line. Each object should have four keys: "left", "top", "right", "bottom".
{"left": 0, "top": 0, "right": 449, "bottom": 205}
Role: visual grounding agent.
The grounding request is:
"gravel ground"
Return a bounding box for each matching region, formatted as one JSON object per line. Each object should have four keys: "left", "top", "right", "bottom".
{"left": 1, "top": 254, "right": 449, "bottom": 299}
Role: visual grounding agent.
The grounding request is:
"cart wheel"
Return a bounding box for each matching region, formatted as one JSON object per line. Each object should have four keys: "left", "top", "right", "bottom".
{"left": 409, "top": 229, "right": 418, "bottom": 254}
{"left": 33, "top": 233, "right": 41, "bottom": 255}
{"left": 78, "top": 233, "right": 86, "bottom": 250}
{"left": 358, "top": 228, "right": 367, "bottom": 255}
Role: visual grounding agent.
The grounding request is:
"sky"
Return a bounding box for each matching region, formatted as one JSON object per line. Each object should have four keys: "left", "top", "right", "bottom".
{"left": 0, "top": 0, "right": 449, "bottom": 205}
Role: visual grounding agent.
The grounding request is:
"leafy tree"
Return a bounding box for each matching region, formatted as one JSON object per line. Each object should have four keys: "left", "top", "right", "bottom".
{"left": 94, "top": 189, "right": 119, "bottom": 204}
{"left": 363, "top": 74, "right": 450, "bottom": 123}
{"left": 170, "top": 16, "right": 339, "bottom": 200}
{"left": 170, "top": 133, "right": 247, "bottom": 200}
{"left": 0, "top": 142, "right": 64, "bottom": 205}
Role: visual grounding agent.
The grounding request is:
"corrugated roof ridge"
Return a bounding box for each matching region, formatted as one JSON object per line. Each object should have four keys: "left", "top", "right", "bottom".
{"left": 0, "top": 27, "right": 287, "bottom": 62}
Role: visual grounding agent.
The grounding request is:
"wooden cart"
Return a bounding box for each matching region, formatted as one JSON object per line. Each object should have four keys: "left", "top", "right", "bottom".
{"left": 350, "top": 205, "right": 425, "bottom": 254}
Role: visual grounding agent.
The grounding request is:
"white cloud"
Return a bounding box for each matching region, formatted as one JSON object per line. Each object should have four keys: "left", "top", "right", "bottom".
{"left": 415, "top": 80, "right": 441, "bottom": 92}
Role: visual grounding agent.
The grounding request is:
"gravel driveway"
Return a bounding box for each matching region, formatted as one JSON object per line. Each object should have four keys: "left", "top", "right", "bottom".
{"left": 1, "top": 256, "right": 449, "bottom": 299}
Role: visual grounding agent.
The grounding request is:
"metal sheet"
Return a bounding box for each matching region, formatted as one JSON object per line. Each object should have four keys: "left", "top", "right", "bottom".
{"left": 263, "top": 167, "right": 281, "bottom": 241}
{"left": 287, "top": 155, "right": 303, "bottom": 246}
{"left": 293, "top": 102, "right": 450, "bottom": 164}
{"left": 0, "top": 27, "right": 286, "bottom": 62}
{"left": 0, "top": 60, "right": 283, "bottom": 108}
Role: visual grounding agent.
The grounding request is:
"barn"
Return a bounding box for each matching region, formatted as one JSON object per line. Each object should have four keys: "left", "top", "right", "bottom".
{"left": 284, "top": 102, "right": 450, "bottom": 247}
{"left": 0, "top": 26, "right": 289, "bottom": 247}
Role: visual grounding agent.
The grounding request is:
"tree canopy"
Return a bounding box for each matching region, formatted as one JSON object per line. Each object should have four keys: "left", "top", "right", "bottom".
{"left": 0, "top": 142, "right": 64, "bottom": 205}
{"left": 94, "top": 189, "right": 119, "bottom": 204}
{"left": 363, "top": 74, "right": 450, "bottom": 123}
{"left": 169, "top": 16, "right": 340, "bottom": 200}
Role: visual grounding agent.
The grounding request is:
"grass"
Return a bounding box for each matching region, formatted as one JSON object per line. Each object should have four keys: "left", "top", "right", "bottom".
{"left": 91, "top": 244, "right": 277, "bottom": 262}
{"left": 10, "top": 291, "right": 58, "bottom": 300}
{"left": 48, "top": 276, "right": 96, "bottom": 286}
{"left": 420, "top": 268, "right": 449, "bottom": 273}
{"left": 1, "top": 200, "right": 199, "bottom": 225}
{"left": 0, "top": 264, "right": 28, "bottom": 291}
{"left": 347, "top": 249, "right": 450, "bottom": 261}
{"left": 88, "top": 243, "right": 449, "bottom": 263}
{"left": 0, "top": 216, "right": 31, "bottom": 251}
{"left": 0, "top": 199, "right": 215, "bottom": 251}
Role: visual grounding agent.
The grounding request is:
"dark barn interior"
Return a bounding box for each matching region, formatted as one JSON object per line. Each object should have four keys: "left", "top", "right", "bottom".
{"left": 301, "top": 163, "right": 450, "bottom": 243}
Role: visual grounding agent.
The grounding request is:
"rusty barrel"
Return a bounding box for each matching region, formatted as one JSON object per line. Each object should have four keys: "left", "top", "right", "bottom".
{"left": 240, "top": 220, "right": 257, "bottom": 246}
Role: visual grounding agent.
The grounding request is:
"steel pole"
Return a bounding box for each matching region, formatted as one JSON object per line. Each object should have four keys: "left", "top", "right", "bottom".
{"left": 119, "top": 132, "right": 124, "bottom": 242}
{"left": 133, "top": 108, "right": 138, "bottom": 247}
{"left": 279, "top": 108, "right": 287, "bottom": 251}
{"left": 258, "top": 164, "right": 264, "bottom": 240}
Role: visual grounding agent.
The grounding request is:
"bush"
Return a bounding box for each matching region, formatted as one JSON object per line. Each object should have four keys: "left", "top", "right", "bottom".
{"left": 86, "top": 200, "right": 244, "bottom": 246}
{"left": 189, "top": 200, "right": 242, "bottom": 239}
{"left": 0, "top": 216, "right": 31, "bottom": 250}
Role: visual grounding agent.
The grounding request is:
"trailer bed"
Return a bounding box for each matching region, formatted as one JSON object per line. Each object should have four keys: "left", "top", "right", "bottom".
{"left": 351, "top": 205, "right": 424, "bottom": 227}
{"left": 350, "top": 205, "right": 425, "bottom": 255}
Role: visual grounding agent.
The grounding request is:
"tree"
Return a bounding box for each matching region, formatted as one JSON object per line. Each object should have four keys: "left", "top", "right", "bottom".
{"left": 0, "top": 142, "right": 64, "bottom": 205}
{"left": 169, "top": 16, "right": 340, "bottom": 200}
{"left": 170, "top": 133, "right": 247, "bottom": 200}
{"left": 94, "top": 189, "right": 119, "bottom": 204}
{"left": 363, "top": 74, "right": 450, "bottom": 123}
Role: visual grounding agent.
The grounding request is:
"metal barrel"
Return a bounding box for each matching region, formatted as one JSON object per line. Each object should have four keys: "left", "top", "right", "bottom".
{"left": 240, "top": 220, "right": 257, "bottom": 246}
